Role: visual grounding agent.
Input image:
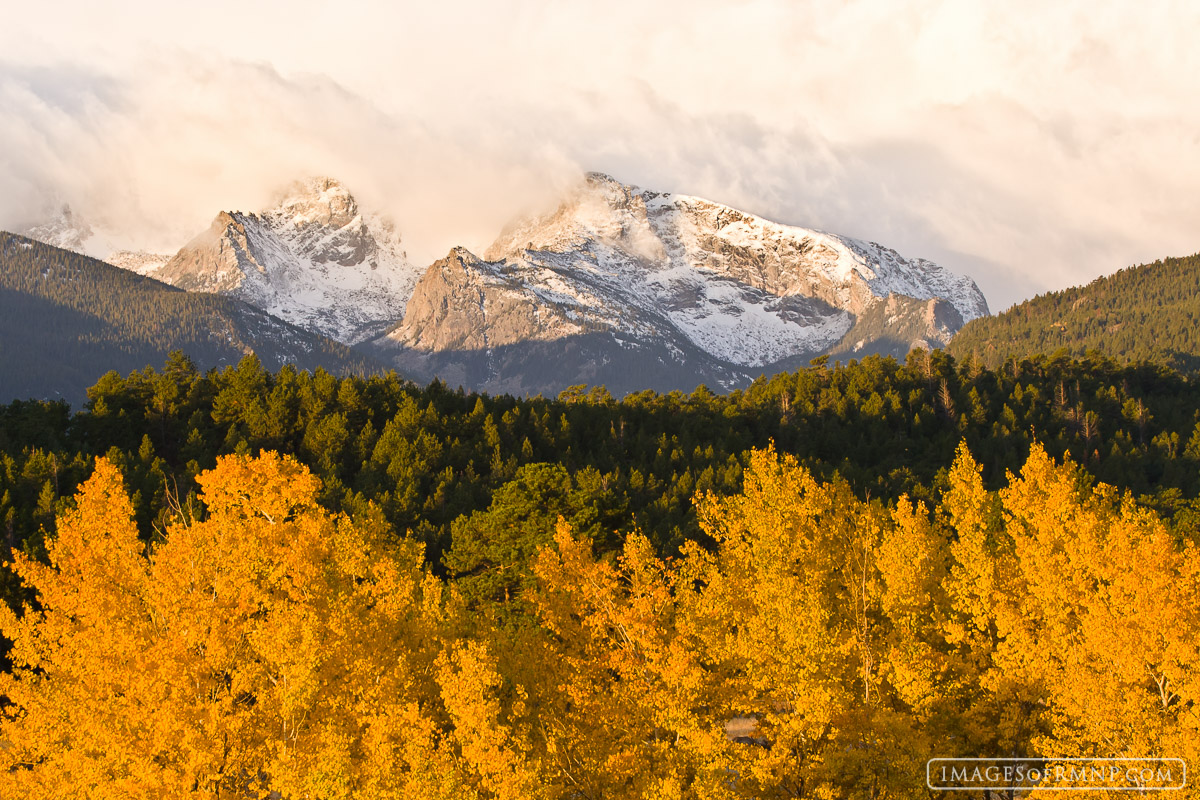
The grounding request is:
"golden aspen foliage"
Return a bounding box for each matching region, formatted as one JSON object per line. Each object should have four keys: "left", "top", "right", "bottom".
{"left": 0, "top": 458, "right": 161, "bottom": 798}
{"left": 3, "top": 440, "right": 1197, "bottom": 799}
{"left": 871, "top": 493, "right": 962, "bottom": 778}
{"left": 943, "top": 442, "right": 1001, "bottom": 636}
{"left": 0, "top": 453, "right": 453, "bottom": 799}
{"left": 995, "top": 445, "right": 1200, "bottom": 796}
{"left": 529, "top": 521, "right": 730, "bottom": 800}
{"left": 435, "top": 640, "right": 543, "bottom": 800}
{"left": 941, "top": 442, "right": 1048, "bottom": 760}
{"left": 940, "top": 444, "right": 1200, "bottom": 798}
{"left": 875, "top": 496, "right": 950, "bottom": 720}
{"left": 675, "top": 445, "right": 934, "bottom": 799}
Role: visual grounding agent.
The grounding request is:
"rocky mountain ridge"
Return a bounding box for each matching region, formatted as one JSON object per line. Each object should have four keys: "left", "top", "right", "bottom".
{"left": 371, "top": 172, "right": 988, "bottom": 394}
{"left": 20, "top": 172, "right": 989, "bottom": 395}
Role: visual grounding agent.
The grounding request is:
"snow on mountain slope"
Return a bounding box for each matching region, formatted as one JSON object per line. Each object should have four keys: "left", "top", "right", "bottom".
{"left": 383, "top": 172, "right": 988, "bottom": 390}
{"left": 107, "top": 250, "right": 171, "bottom": 276}
{"left": 156, "top": 178, "right": 422, "bottom": 344}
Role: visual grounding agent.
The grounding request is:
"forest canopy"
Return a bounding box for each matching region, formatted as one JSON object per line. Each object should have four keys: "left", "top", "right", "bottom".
{"left": 2, "top": 351, "right": 1200, "bottom": 796}
{"left": 949, "top": 252, "right": 1200, "bottom": 371}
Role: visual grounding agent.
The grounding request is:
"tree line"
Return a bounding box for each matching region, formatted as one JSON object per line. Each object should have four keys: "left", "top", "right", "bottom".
{"left": 6, "top": 347, "right": 1200, "bottom": 613}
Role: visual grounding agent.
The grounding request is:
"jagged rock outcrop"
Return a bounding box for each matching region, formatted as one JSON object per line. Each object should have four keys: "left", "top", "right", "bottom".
{"left": 156, "top": 178, "right": 422, "bottom": 344}
{"left": 395, "top": 247, "right": 585, "bottom": 352}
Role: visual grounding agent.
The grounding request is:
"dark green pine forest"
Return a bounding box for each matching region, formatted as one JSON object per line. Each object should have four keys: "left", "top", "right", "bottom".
{"left": 949, "top": 252, "right": 1200, "bottom": 370}
{"left": 5, "top": 346, "right": 1200, "bottom": 625}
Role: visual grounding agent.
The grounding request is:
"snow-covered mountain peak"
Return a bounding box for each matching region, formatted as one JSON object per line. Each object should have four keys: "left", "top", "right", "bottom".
{"left": 487, "top": 172, "right": 988, "bottom": 324}
{"left": 251, "top": 176, "right": 405, "bottom": 270}
{"left": 23, "top": 204, "right": 109, "bottom": 258}
{"left": 578, "top": 171, "right": 672, "bottom": 207}
{"left": 21, "top": 205, "right": 170, "bottom": 276}
{"left": 487, "top": 172, "right": 664, "bottom": 263}
{"left": 24, "top": 204, "right": 93, "bottom": 252}
{"left": 382, "top": 171, "right": 990, "bottom": 393}
{"left": 580, "top": 171, "right": 650, "bottom": 207}
{"left": 445, "top": 245, "right": 480, "bottom": 263}
{"left": 270, "top": 177, "right": 359, "bottom": 230}
{"left": 156, "top": 177, "right": 422, "bottom": 344}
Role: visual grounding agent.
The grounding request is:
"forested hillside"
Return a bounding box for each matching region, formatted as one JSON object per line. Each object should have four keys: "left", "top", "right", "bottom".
{"left": 0, "top": 233, "right": 382, "bottom": 405}
{"left": 949, "top": 252, "right": 1200, "bottom": 370}
{"left": 5, "top": 348, "right": 1200, "bottom": 610}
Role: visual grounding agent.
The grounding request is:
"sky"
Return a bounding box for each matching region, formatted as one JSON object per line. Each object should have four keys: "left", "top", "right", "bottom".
{"left": 1, "top": 0, "right": 1197, "bottom": 310}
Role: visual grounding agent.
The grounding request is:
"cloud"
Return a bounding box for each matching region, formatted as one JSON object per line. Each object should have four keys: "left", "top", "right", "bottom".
{"left": 0, "top": 58, "right": 574, "bottom": 261}
{"left": 1, "top": 1, "right": 1197, "bottom": 309}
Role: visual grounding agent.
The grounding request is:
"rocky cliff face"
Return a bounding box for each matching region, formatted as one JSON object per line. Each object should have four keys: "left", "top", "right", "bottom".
{"left": 156, "top": 178, "right": 422, "bottom": 344}
{"left": 158, "top": 212, "right": 254, "bottom": 293}
{"left": 373, "top": 172, "right": 988, "bottom": 395}
{"left": 394, "top": 247, "right": 587, "bottom": 352}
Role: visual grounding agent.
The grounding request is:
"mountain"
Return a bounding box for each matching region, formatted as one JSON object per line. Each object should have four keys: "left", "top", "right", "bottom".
{"left": 0, "top": 232, "right": 383, "bottom": 406}
{"left": 156, "top": 178, "right": 422, "bottom": 344}
{"left": 22, "top": 204, "right": 100, "bottom": 254}
{"left": 22, "top": 205, "right": 169, "bottom": 276}
{"left": 370, "top": 172, "right": 988, "bottom": 396}
{"left": 107, "top": 249, "right": 171, "bottom": 276}
{"left": 948, "top": 252, "right": 1200, "bottom": 371}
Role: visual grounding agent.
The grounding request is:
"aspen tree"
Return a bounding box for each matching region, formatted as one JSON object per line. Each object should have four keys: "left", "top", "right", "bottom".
{"left": 0, "top": 454, "right": 454, "bottom": 799}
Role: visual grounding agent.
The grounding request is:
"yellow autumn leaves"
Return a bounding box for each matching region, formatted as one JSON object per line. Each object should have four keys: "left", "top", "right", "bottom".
{"left": 0, "top": 454, "right": 451, "bottom": 799}
{"left": 2, "top": 444, "right": 1198, "bottom": 798}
